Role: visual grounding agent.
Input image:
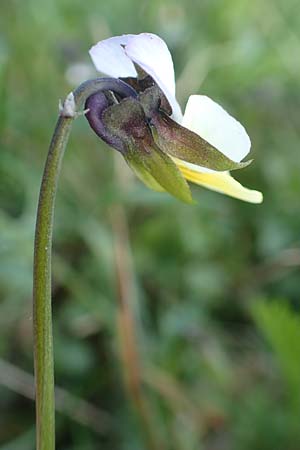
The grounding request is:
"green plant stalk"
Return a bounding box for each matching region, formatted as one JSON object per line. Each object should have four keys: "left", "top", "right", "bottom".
{"left": 33, "top": 114, "right": 72, "bottom": 450}
{"left": 33, "top": 78, "right": 136, "bottom": 450}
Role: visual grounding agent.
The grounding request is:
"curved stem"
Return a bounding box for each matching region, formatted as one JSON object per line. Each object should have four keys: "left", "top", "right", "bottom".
{"left": 33, "top": 78, "right": 137, "bottom": 450}
{"left": 33, "top": 115, "right": 72, "bottom": 450}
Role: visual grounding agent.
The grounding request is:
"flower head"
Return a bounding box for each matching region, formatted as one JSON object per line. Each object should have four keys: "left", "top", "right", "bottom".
{"left": 86, "top": 33, "right": 263, "bottom": 204}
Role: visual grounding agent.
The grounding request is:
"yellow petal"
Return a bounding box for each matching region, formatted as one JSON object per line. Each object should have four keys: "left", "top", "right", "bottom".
{"left": 173, "top": 157, "right": 263, "bottom": 204}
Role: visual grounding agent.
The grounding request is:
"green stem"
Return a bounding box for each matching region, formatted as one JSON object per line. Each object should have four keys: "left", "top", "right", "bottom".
{"left": 33, "top": 114, "right": 72, "bottom": 450}
{"left": 33, "top": 78, "right": 136, "bottom": 450}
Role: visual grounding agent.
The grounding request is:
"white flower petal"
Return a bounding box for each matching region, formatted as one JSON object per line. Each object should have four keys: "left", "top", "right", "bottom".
{"left": 89, "top": 35, "right": 137, "bottom": 78}
{"left": 173, "top": 157, "right": 263, "bottom": 204}
{"left": 125, "top": 33, "right": 182, "bottom": 121}
{"left": 182, "top": 95, "right": 251, "bottom": 163}
{"left": 125, "top": 33, "right": 175, "bottom": 94}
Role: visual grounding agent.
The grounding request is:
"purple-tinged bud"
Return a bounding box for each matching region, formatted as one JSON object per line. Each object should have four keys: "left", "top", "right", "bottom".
{"left": 101, "top": 96, "right": 154, "bottom": 148}
{"left": 85, "top": 92, "right": 125, "bottom": 152}
{"left": 84, "top": 77, "right": 138, "bottom": 152}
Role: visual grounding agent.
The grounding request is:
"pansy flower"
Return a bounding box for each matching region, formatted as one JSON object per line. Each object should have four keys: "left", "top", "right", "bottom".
{"left": 85, "top": 33, "right": 263, "bottom": 204}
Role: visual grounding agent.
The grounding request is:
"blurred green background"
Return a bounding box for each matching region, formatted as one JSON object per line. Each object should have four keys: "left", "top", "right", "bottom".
{"left": 1, "top": 0, "right": 300, "bottom": 449}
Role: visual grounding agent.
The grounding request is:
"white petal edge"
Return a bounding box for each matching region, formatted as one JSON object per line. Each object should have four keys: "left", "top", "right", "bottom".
{"left": 182, "top": 95, "right": 251, "bottom": 164}
{"left": 124, "top": 33, "right": 183, "bottom": 121}
{"left": 173, "top": 157, "right": 263, "bottom": 204}
{"left": 89, "top": 35, "right": 137, "bottom": 78}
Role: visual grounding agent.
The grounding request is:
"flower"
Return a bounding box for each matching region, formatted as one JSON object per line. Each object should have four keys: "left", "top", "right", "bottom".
{"left": 87, "top": 33, "right": 263, "bottom": 204}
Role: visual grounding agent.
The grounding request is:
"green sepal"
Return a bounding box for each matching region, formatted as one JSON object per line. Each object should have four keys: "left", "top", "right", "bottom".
{"left": 150, "top": 112, "right": 252, "bottom": 172}
{"left": 125, "top": 157, "right": 165, "bottom": 193}
{"left": 102, "top": 96, "right": 193, "bottom": 204}
{"left": 125, "top": 143, "right": 194, "bottom": 204}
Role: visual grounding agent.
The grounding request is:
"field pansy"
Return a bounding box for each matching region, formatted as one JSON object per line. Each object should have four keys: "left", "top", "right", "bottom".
{"left": 86, "top": 33, "right": 263, "bottom": 204}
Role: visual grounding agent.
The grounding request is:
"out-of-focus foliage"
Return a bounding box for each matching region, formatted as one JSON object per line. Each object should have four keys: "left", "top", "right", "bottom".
{"left": 253, "top": 301, "right": 300, "bottom": 410}
{"left": 1, "top": 0, "right": 300, "bottom": 449}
